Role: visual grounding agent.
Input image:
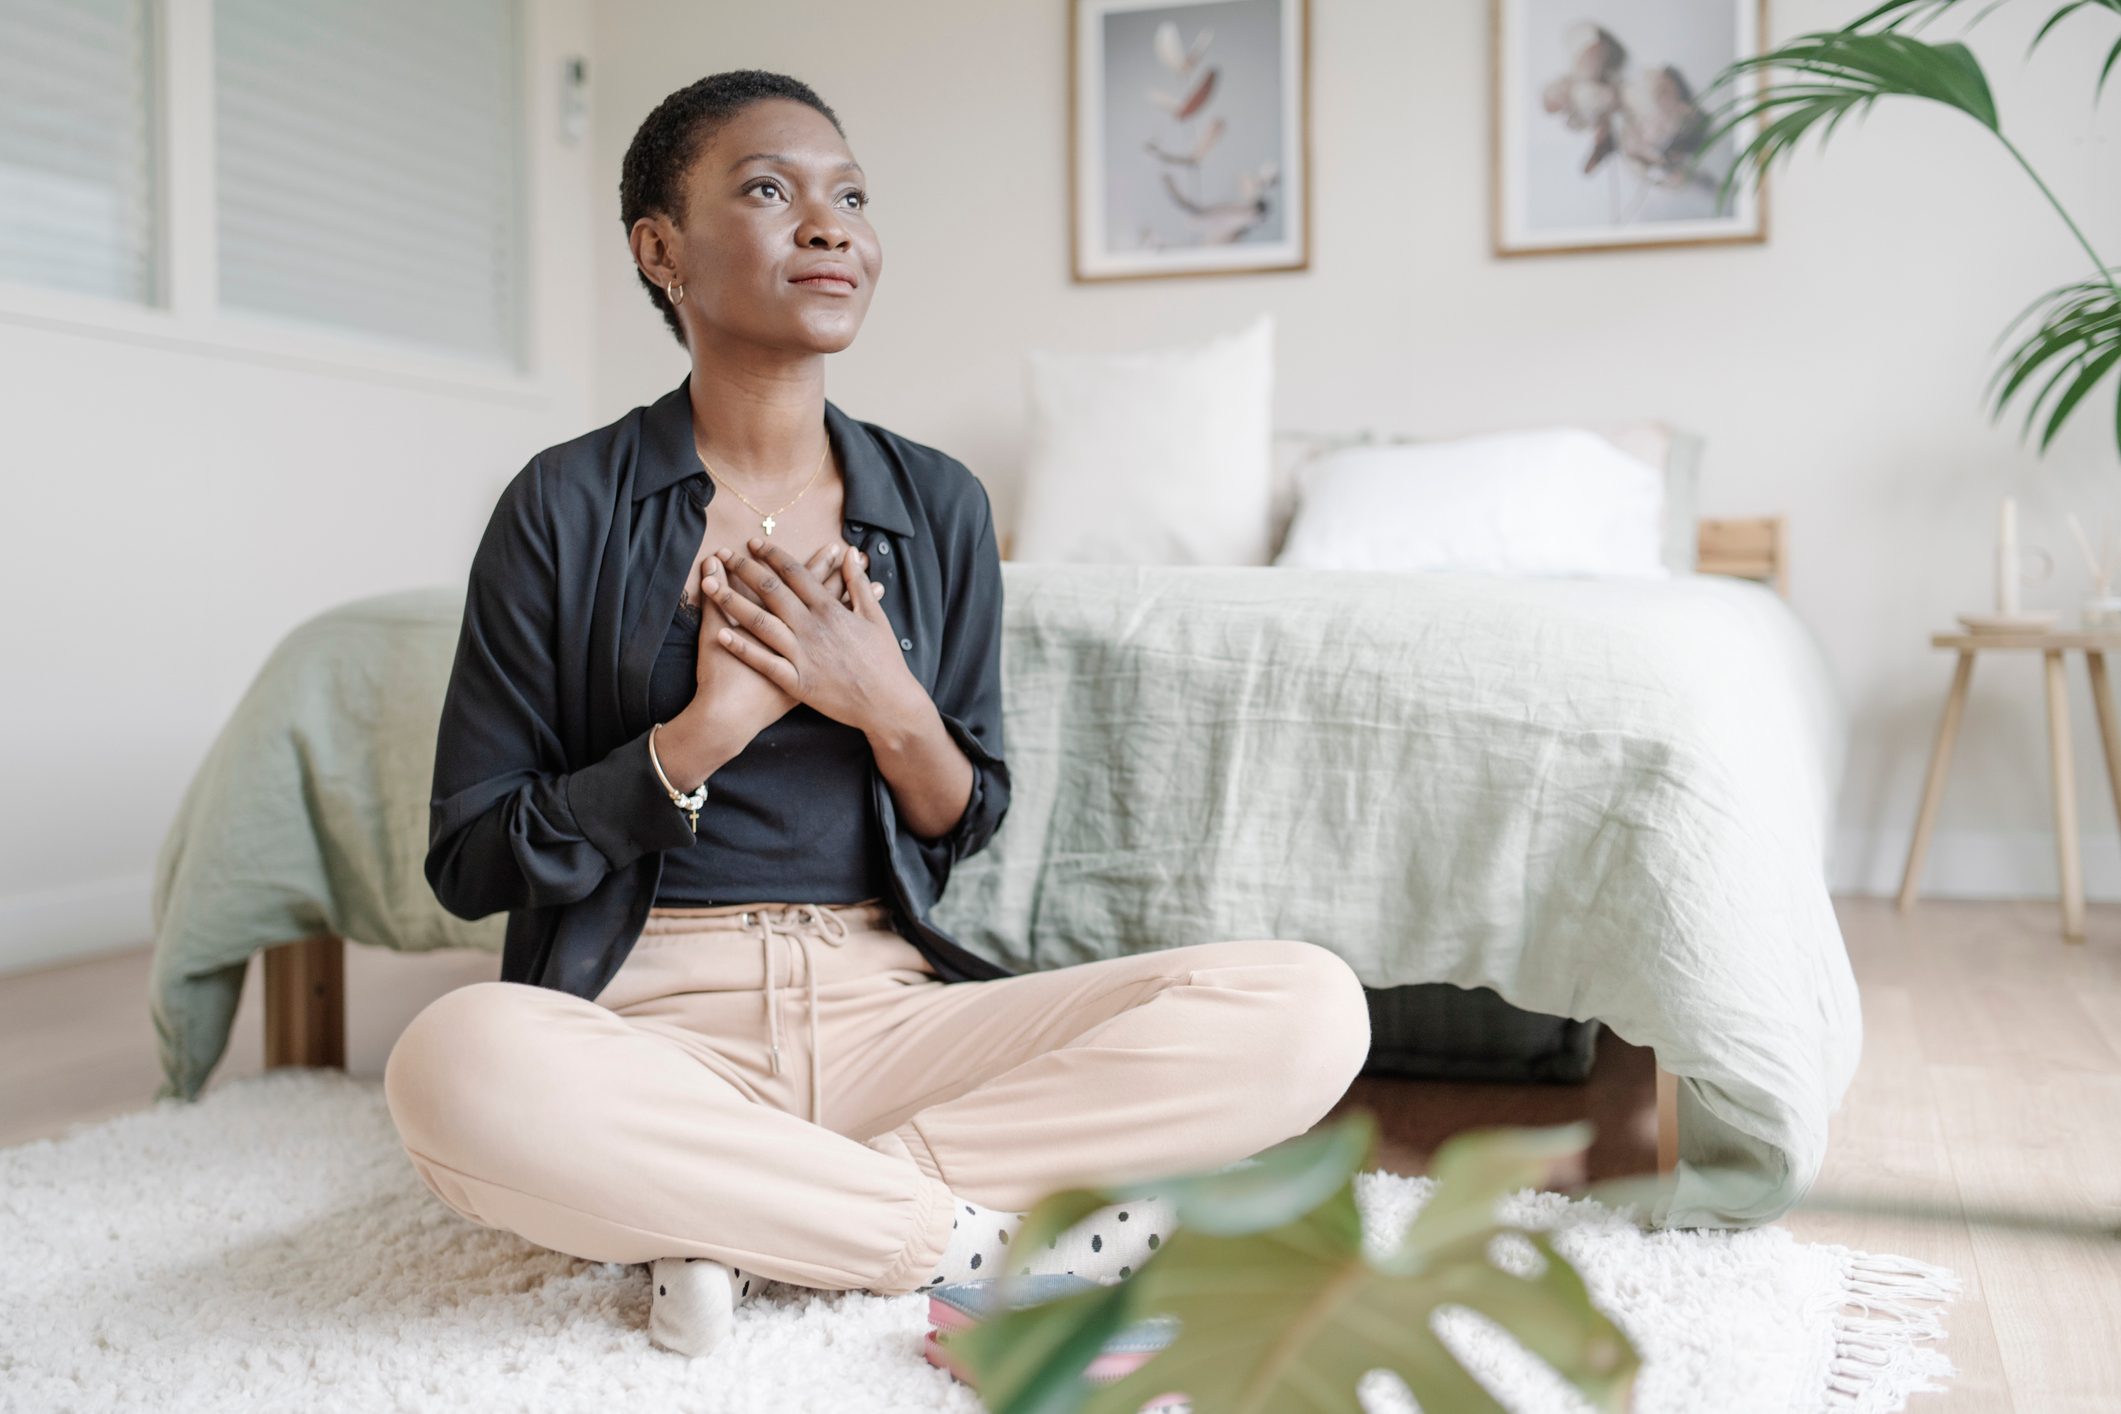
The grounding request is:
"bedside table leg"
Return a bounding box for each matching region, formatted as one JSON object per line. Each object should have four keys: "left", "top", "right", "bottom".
{"left": 2044, "top": 649, "right": 2086, "bottom": 943}
{"left": 1898, "top": 650, "right": 1976, "bottom": 912}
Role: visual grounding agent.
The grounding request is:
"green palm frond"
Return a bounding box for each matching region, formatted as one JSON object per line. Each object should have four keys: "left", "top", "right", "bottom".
{"left": 1847, "top": 0, "right": 2121, "bottom": 93}
{"left": 1696, "top": 32, "right": 1998, "bottom": 216}
{"left": 1986, "top": 275, "right": 2121, "bottom": 452}
{"left": 1694, "top": 2, "right": 2121, "bottom": 460}
{"left": 1845, "top": 0, "right": 2009, "bottom": 34}
{"left": 2030, "top": 0, "right": 2121, "bottom": 55}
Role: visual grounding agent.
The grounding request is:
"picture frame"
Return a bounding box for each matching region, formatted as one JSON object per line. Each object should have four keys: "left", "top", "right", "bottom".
{"left": 1492, "top": 0, "right": 1770, "bottom": 257}
{"left": 1069, "top": 0, "right": 1311, "bottom": 282}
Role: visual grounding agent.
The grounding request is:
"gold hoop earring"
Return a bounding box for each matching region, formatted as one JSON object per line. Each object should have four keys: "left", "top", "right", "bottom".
{"left": 666, "top": 279, "right": 686, "bottom": 305}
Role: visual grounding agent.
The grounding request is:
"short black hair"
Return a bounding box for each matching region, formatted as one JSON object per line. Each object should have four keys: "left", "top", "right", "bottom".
{"left": 620, "top": 70, "right": 846, "bottom": 348}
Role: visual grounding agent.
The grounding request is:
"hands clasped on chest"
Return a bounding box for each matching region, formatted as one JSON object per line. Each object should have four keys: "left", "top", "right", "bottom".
{"left": 656, "top": 528, "right": 977, "bottom": 843}
{"left": 697, "top": 534, "right": 920, "bottom": 736}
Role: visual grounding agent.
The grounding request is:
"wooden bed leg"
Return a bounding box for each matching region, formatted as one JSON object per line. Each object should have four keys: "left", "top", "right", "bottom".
{"left": 264, "top": 935, "right": 347, "bottom": 1071}
{"left": 1655, "top": 1065, "right": 1679, "bottom": 1175}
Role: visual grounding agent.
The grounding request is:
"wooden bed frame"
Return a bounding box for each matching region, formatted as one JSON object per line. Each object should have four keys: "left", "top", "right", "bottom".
{"left": 263, "top": 515, "right": 1790, "bottom": 1180}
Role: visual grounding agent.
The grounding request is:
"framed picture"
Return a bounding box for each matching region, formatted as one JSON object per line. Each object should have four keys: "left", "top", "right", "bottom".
{"left": 1492, "top": 0, "right": 1769, "bottom": 257}
{"left": 1069, "top": 0, "right": 1311, "bottom": 282}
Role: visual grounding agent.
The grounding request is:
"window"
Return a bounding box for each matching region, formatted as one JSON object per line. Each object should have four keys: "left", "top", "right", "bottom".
{"left": 213, "top": 0, "right": 526, "bottom": 366}
{"left": 0, "top": 0, "right": 543, "bottom": 388}
{"left": 0, "top": 0, "right": 160, "bottom": 304}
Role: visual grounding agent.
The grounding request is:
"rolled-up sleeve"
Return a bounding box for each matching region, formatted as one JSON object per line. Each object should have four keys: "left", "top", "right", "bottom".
{"left": 425, "top": 457, "right": 697, "bottom": 921}
{"left": 919, "top": 479, "right": 1011, "bottom": 865}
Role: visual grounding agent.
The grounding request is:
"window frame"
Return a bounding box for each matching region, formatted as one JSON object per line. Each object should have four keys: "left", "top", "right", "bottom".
{"left": 0, "top": 0, "right": 559, "bottom": 406}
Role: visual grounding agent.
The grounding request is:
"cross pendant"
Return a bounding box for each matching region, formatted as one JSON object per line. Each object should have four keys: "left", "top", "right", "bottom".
{"left": 761, "top": 515, "right": 777, "bottom": 535}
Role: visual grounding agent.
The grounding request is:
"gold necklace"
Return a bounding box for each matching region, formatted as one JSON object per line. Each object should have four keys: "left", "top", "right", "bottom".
{"left": 697, "top": 438, "right": 830, "bottom": 537}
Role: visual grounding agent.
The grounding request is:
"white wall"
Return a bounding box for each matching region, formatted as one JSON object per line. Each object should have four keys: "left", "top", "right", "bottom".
{"left": 590, "top": 0, "right": 2121, "bottom": 903}
{"left": 7, "top": 0, "right": 2115, "bottom": 978}
{"left": 0, "top": 2, "right": 601, "bottom": 973}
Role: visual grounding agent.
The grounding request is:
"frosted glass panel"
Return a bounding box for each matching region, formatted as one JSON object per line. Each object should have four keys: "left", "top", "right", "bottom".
{"left": 0, "top": 0, "right": 159, "bottom": 303}
{"left": 214, "top": 0, "right": 525, "bottom": 365}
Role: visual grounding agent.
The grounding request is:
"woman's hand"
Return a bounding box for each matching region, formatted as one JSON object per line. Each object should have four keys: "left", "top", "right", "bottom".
{"left": 688, "top": 555, "right": 798, "bottom": 744}
{"left": 705, "top": 534, "right": 920, "bottom": 734}
{"left": 660, "top": 541, "right": 882, "bottom": 787}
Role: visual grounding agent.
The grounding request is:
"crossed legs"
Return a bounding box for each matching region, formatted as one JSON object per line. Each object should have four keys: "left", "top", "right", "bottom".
{"left": 383, "top": 934, "right": 1372, "bottom": 1295}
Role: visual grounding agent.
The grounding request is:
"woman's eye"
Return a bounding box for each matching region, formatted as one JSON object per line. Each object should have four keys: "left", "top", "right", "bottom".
{"left": 745, "top": 178, "right": 865, "bottom": 210}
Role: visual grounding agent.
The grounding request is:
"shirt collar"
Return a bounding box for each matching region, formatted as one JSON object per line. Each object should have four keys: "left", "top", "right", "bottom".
{"left": 633, "top": 372, "right": 917, "bottom": 539}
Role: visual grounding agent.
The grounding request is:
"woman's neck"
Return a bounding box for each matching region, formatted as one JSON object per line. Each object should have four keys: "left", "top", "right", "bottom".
{"left": 686, "top": 341, "right": 832, "bottom": 499}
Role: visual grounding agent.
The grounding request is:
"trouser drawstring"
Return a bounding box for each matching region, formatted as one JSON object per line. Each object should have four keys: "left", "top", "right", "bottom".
{"left": 751, "top": 903, "right": 853, "bottom": 1126}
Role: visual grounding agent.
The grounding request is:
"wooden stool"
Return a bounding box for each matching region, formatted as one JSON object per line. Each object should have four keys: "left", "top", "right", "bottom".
{"left": 1897, "top": 629, "right": 2121, "bottom": 942}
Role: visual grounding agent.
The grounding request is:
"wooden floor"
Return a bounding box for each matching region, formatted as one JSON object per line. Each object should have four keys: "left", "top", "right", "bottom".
{"left": 2, "top": 896, "right": 2116, "bottom": 1410}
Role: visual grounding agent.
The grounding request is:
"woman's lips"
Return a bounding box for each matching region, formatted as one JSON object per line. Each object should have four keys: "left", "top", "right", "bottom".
{"left": 791, "top": 275, "right": 856, "bottom": 293}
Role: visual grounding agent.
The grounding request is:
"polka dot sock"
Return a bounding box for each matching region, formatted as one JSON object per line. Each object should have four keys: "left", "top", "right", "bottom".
{"left": 914, "top": 1191, "right": 1177, "bottom": 1292}
{"left": 648, "top": 1256, "right": 764, "bottom": 1358}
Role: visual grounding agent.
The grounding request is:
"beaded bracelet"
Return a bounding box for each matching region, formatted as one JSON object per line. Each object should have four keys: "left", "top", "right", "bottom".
{"left": 648, "top": 721, "right": 709, "bottom": 831}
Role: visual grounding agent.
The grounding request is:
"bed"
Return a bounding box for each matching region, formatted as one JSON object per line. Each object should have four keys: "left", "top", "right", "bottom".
{"left": 969, "top": 513, "right": 1850, "bottom": 1230}
{"left": 149, "top": 474, "right": 1851, "bottom": 1230}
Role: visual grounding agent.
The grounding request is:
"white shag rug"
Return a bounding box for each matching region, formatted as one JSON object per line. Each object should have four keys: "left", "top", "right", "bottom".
{"left": 1, "top": 1070, "right": 1956, "bottom": 1414}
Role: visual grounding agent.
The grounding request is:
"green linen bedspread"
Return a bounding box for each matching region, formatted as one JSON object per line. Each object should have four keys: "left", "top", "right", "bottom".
{"left": 149, "top": 563, "right": 1855, "bottom": 1229}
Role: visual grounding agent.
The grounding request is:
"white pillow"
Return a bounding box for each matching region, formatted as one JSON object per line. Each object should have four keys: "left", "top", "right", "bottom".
{"left": 1011, "top": 314, "right": 1275, "bottom": 565}
{"left": 1272, "top": 427, "right": 1670, "bottom": 578}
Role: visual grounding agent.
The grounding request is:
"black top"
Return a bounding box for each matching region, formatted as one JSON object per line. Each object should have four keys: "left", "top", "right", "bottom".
{"left": 423, "top": 371, "right": 1017, "bottom": 998}
{"left": 647, "top": 594, "right": 891, "bottom": 906}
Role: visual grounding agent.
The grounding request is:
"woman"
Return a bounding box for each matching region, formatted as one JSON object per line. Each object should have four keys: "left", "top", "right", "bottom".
{"left": 382, "top": 69, "right": 1372, "bottom": 1359}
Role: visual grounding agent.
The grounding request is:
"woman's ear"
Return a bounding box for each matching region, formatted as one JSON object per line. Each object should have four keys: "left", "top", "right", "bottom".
{"left": 629, "top": 214, "right": 679, "bottom": 288}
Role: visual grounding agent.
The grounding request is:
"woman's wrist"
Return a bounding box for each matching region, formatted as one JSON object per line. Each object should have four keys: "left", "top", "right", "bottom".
{"left": 652, "top": 701, "right": 741, "bottom": 794}
{"left": 859, "top": 682, "right": 942, "bottom": 755}
{"left": 863, "top": 687, "right": 981, "bottom": 840}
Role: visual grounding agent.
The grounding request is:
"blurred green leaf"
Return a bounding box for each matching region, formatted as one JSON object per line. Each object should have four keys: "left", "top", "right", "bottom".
{"left": 1985, "top": 276, "right": 2121, "bottom": 453}
{"left": 1142, "top": 1110, "right": 1377, "bottom": 1239}
{"left": 943, "top": 1276, "right": 1145, "bottom": 1414}
{"left": 1697, "top": 32, "right": 1997, "bottom": 215}
{"left": 1829, "top": 1, "right": 2121, "bottom": 97}
{"left": 1394, "top": 1122, "right": 1593, "bottom": 1268}
{"left": 945, "top": 1116, "right": 1639, "bottom": 1414}
{"left": 1840, "top": 0, "right": 2121, "bottom": 54}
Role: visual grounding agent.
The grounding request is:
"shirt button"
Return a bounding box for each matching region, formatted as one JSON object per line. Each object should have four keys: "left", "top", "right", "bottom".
{"left": 899, "top": 637, "right": 913, "bottom": 650}
{"left": 875, "top": 541, "right": 891, "bottom": 555}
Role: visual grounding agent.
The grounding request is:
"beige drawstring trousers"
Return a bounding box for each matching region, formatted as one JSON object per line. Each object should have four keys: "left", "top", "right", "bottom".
{"left": 382, "top": 897, "right": 1372, "bottom": 1295}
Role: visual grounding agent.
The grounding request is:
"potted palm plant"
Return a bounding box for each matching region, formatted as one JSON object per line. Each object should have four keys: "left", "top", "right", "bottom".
{"left": 1700, "top": 0, "right": 2120, "bottom": 460}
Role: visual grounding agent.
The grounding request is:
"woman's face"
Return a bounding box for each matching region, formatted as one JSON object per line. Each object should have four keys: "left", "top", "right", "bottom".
{"left": 667, "top": 97, "right": 881, "bottom": 355}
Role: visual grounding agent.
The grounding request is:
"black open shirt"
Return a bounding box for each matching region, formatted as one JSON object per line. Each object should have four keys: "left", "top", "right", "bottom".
{"left": 424, "top": 372, "right": 1018, "bottom": 998}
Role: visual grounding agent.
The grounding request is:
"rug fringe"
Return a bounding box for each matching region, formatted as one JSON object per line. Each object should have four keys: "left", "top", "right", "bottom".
{"left": 1819, "top": 1250, "right": 1960, "bottom": 1413}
